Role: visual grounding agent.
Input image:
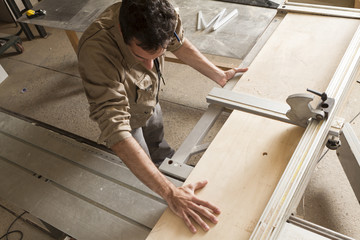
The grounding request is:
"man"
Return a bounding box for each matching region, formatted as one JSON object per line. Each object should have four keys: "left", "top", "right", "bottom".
{"left": 78, "top": 0, "right": 247, "bottom": 233}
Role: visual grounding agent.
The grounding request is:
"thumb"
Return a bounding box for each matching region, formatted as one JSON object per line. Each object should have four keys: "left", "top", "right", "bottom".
{"left": 234, "top": 67, "right": 248, "bottom": 73}
{"left": 193, "top": 180, "right": 208, "bottom": 192}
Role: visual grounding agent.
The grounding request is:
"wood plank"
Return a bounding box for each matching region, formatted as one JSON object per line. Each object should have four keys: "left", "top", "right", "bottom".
{"left": 146, "top": 13, "right": 359, "bottom": 239}
{"left": 65, "top": 30, "right": 79, "bottom": 52}
{"left": 356, "top": 0, "right": 360, "bottom": 9}
{"left": 149, "top": 112, "right": 303, "bottom": 239}
{"left": 234, "top": 13, "right": 359, "bottom": 99}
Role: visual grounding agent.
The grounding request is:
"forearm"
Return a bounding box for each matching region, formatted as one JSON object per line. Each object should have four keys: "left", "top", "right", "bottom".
{"left": 111, "top": 137, "right": 175, "bottom": 199}
{"left": 172, "top": 39, "right": 225, "bottom": 84}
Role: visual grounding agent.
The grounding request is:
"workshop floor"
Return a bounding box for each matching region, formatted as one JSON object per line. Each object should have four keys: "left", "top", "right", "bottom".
{"left": 0, "top": 21, "right": 360, "bottom": 240}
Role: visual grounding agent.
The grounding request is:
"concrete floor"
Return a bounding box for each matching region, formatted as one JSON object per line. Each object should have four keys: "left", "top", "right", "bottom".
{"left": 0, "top": 17, "right": 360, "bottom": 240}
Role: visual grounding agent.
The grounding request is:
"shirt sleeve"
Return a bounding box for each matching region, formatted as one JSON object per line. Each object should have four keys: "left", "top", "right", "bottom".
{"left": 78, "top": 39, "right": 132, "bottom": 148}
{"left": 166, "top": 10, "right": 185, "bottom": 52}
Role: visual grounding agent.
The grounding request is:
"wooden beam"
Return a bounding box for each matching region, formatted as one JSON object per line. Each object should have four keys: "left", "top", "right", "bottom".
{"left": 355, "top": 0, "right": 360, "bottom": 8}
{"left": 65, "top": 30, "right": 79, "bottom": 53}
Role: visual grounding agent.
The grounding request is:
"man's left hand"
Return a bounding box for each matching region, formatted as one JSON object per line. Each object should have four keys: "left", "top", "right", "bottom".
{"left": 218, "top": 67, "right": 248, "bottom": 87}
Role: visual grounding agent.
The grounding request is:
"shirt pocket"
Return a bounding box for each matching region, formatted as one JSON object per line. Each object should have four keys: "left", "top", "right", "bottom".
{"left": 135, "top": 74, "right": 155, "bottom": 104}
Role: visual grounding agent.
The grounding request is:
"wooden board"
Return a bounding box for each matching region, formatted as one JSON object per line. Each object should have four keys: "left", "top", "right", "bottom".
{"left": 235, "top": 13, "right": 359, "bottom": 100}
{"left": 147, "top": 13, "right": 359, "bottom": 240}
{"left": 149, "top": 112, "right": 303, "bottom": 239}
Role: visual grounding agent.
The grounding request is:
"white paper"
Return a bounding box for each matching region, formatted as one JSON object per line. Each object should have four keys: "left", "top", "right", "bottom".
{"left": 0, "top": 64, "right": 8, "bottom": 84}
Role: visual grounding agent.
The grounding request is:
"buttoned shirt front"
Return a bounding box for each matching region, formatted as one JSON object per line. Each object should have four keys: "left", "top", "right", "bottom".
{"left": 77, "top": 2, "right": 184, "bottom": 147}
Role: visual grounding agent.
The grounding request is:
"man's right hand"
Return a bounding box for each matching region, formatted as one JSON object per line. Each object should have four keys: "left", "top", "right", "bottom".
{"left": 165, "top": 180, "right": 221, "bottom": 233}
{"left": 111, "top": 138, "right": 220, "bottom": 233}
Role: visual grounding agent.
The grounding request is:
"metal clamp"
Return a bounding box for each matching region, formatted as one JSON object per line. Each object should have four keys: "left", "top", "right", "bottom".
{"left": 286, "top": 88, "right": 335, "bottom": 127}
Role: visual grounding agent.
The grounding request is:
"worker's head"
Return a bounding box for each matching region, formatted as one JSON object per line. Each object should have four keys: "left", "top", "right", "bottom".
{"left": 127, "top": 38, "right": 167, "bottom": 70}
{"left": 120, "top": 0, "right": 176, "bottom": 52}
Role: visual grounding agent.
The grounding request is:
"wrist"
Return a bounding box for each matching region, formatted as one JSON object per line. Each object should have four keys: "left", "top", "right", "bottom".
{"left": 154, "top": 176, "right": 177, "bottom": 200}
{"left": 160, "top": 182, "right": 177, "bottom": 202}
{"left": 213, "top": 70, "right": 227, "bottom": 85}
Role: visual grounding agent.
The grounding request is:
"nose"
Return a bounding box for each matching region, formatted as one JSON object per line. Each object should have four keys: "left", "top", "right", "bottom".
{"left": 143, "top": 59, "right": 154, "bottom": 70}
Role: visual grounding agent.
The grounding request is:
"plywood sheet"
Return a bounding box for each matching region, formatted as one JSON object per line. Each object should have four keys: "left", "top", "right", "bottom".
{"left": 149, "top": 112, "right": 303, "bottom": 239}
{"left": 235, "top": 13, "right": 359, "bottom": 101}
{"left": 147, "top": 13, "right": 359, "bottom": 239}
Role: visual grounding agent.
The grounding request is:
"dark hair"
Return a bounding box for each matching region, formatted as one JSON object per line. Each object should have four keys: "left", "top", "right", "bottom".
{"left": 119, "top": 0, "right": 177, "bottom": 52}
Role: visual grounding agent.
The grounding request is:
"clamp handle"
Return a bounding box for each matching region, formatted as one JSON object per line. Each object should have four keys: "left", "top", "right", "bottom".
{"left": 306, "top": 88, "right": 327, "bottom": 101}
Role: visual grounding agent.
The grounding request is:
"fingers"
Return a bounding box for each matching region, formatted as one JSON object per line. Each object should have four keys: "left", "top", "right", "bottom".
{"left": 184, "top": 201, "right": 220, "bottom": 233}
{"left": 222, "top": 67, "right": 248, "bottom": 85}
{"left": 193, "top": 197, "right": 221, "bottom": 215}
{"left": 189, "top": 201, "right": 219, "bottom": 223}
{"left": 186, "top": 181, "right": 221, "bottom": 232}
{"left": 169, "top": 180, "right": 221, "bottom": 233}
{"left": 187, "top": 208, "right": 210, "bottom": 232}
{"left": 234, "top": 67, "right": 248, "bottom": 73}
{"left": 186, "top": 180, "right": 221, "bottom": 215}
{"left": 182, "top": 211, "right": 198, "bottom": 233}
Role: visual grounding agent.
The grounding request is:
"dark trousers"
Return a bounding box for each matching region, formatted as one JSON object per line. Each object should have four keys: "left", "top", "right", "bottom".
{"left": 131, "top": 104, "right": 174, "bottom": 165}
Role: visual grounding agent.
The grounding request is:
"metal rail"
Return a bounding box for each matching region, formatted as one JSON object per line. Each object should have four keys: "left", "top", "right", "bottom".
{"left": 279, "top": 1, "right": 360, "bottom": 19}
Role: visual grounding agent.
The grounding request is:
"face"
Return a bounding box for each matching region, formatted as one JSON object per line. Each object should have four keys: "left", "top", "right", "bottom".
{"left": 128, "top": 39, "right": 166, "bottom": 70}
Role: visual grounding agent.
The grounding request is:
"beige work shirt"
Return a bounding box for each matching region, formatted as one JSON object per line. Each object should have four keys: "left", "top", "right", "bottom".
{"left": 77, "top": 2, "right": 184, "bottom": 147}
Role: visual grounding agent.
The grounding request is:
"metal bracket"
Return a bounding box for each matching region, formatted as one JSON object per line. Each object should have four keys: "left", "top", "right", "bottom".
{"left": 326, "top": 117, "right": 344, "bottom": 150}
{"left": 279, "top": 215, "right": 357, "bottom": 240}
{"left": 207, "top": 87, "right": 292, "bottom": 124}
{"left": 207, "top": 87, "right": 337, "bottom": 129}
{"left": 286, "top": 89, "right": 335, "bottom": 128}
{"left": 336, "top": 122, "right": 360, "bottom": 203}
{"left": 159, "top": 158, "right": 194, "bottom": 181}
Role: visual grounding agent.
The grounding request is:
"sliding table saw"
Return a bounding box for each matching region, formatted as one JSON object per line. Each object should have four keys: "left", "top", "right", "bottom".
{"left": 1, "top": 0, "right": 360, "bottom": 239}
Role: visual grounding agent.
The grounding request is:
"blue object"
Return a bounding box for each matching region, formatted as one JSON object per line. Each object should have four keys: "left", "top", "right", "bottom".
{"left": 174, "top": 32, "right": 181, "bottom": 43}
